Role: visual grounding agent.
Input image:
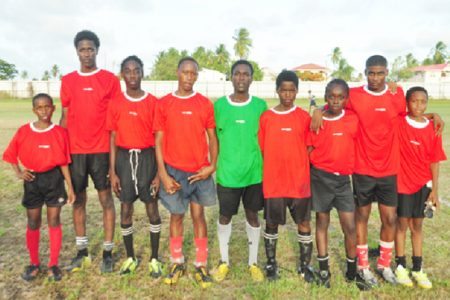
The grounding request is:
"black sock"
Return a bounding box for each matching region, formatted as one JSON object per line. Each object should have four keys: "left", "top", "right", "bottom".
{"left": 77, "top": 248, "right": 88, "bottom": 257}
{"left": 150, "top": 220, "right": 161, "bottom": 260}
{"left": 298, "top": 231, "right": 313, "bottom": 267}
{"left": 103, "top": 250, "right": 112, "bottom": 259}
{"left": 121, "top": 223, "right": 134, "bottom": 258}
{"left": 395, "top": 256, "right": 407, "bottom": 268}
{"left": 412, "top": 256, "right": 422, "bottom": 272}
{"left": 346, "top": 257, "right": 357, "bottom": 279}
{"left": 317, "top": 255, "right": 329, "bottom": 272}
{"left": 263, "top": 226, "right": 278, "bottom": 264}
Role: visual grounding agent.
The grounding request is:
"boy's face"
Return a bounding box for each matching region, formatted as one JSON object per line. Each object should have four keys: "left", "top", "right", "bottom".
{"left": 122, "top": 60, "right": 142, "bottom": 90}
{"left": 365, "top": 65, "right": 388, "bottom": 92}
{"left": 277, "top": 81, "right": 297, "bottom": 107}
{"left": 325, "top": 85, "right": 347, "bottom": 114}
{"left": 232, "top": 64, "right": 252, "bottom": 94}
{"left": 407, "top": 91, "right": 428, "bottom": 119}
{"left": 33, "top": 97, "right": 55, "bottom": 122}
{"left": 177, "top": 61, "right": 198, "bottom": 93}
{"left": 77, "top": 39, "right": 98, "bottom": 69}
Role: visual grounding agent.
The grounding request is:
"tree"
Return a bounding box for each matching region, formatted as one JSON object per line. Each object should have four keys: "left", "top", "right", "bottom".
{"left": 20, "top": 70, "right": 28, "bottom": 80}
{"left": 192, "top": 46, "right": 215, "bottom": 69}
{"left": 0, "top": 59, "right": 18, "bottom": 80}
{"left": 150, "top": 48, "right": 187, "bottom": 80}
{"left": 248, "top": 60, "right": 263, "bottom": 81}
{"left": 233, "top": 28, "right": 252, "bottom": 59}
{"left": 432, "top": 41, "right": 447, "bottom": 64}
{"left": 51, "top": 64, "right": 60, "bottom": 79}
{"left": 329, "top": 48, "right": 355, "bottom": 81}
{"left": 405, "top": 53, "right": 419, "bottom": 68}
{"left": 41, "top": 70, "right": 51, "bottom": 81}
{"left": 331, "top": 47, "right": 342, "bottom": 66}
{"left": 214, "top": 44, "right": 231, "bottom": 75}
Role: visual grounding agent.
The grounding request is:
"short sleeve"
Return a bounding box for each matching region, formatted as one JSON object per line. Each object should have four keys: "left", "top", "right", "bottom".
{"left": 2, "top": 130, "right": 20, "bottom": 164}
{"left": 60, "top": 77, "right": 71, "bottom": 108}
{"left": 205, "top": 100, "right": 216, "bottom": 129}
{"left": 153, "top": 99, "right": 165, "bottom": 132}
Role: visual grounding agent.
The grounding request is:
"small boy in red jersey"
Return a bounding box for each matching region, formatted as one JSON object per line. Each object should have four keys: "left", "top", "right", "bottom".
{"left": 394, "top": 87, "right": 446, "bottom": 289}
{"left": 106, "top": 56, "right": 162, "bottom": 277}
{"left": 3, "top": 93, "right": 75, "bottom": 282}
{"left": 258, "top": 70, "right": 314, "bottom": 282}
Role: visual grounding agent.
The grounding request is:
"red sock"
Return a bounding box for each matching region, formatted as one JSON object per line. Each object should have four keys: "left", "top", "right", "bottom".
{"left": 26, "top": 226, "right": 40, "bottom": 266}
{"left": 170, "top": 236, "right": 184, "bottom": 263}
{"left": 356, "top": 244, "right": 369, "bottom": 270}
{"left": 377, "top": 240, "right": 394, "bottom": 269}
{"left": 194, "top": 237, "right": 208, "bottom": 267}
{"left": 48, "top": 224, "right": 62, "bottom": 267}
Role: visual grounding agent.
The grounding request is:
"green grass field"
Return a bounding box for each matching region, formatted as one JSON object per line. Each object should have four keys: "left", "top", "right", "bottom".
{"left": 0, "top": 98, "right": 449, "bottom": 299}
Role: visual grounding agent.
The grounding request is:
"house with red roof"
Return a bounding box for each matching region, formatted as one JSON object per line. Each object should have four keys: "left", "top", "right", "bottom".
{"left": 291, "top": 63, "right": 330, "bottom": 81}
{"left": 410, "top": 63, "right": 450, "bottom": 82}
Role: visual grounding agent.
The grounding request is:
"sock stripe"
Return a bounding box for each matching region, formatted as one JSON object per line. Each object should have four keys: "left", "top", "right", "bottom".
{"left": 150, "top": 224, "right": 162, "bottom": 233}
{"left": 121, "top": 226, "right": 134, "bottom": 236}
{"left": 103, "top": 241, "right": 114, "bottom": 251}
{"left": 297, "top": 234, "right": 312, "bottom": 243}
{"left": 263, "top": 231, "right": 278, "bottom": 240}
{"left": 76, "top": 236, "right": 88, "bottom": 250}
{"left": 317, "top": 255, "right": 329, "bottom": 261}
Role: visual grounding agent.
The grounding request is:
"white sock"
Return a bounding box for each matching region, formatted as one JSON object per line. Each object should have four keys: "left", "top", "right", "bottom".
{"left": 246, "top": 221, "right": 261, "bottom": 266}
{"left": 217, "top": 221, "right": 232, "bottom": 265}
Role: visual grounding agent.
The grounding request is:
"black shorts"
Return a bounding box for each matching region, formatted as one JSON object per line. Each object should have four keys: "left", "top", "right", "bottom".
{"left": 264, "top": 198, "right": 311, "bottom": 225}
{"left": 22, "top": 167, "right": 67, "bottom": 209}
{"left": 352, "top": 174, "right": 398, "bottom": 207}
{"left": 70, "top": 153, "right": 110, "bottom": 195}
{"left": 116, "top": 147, "right": 157, "bottom": 203}
{"left": 311, "top": 166, "right": 354, "bottom": 213}
{"left": 397, "top": 185, "right": 431, "bottom": 218}
{"left": 217, "top": 183, "right": 263, "bottom": 217}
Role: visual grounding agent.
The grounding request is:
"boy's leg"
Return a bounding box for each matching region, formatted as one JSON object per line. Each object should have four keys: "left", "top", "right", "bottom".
{"left": 337, "top": 211, "right": 357, "bottom": 280}
{"left": 146, "top": 200, "right": 162, "bottom": 278}
{"left": 376, "top": 204, "right": 397, "bottom": 283}
{"left": 263, "top": 223, "right": 279, "bottom": 280}
{"left": 316, "top": 212, "right": 331, "bottom": 287}
{"left": 409, "top": 218, "right": 424, "bottom": 269}
{"left": 190, "top": 201, "right": 208, "bottom": 267}
{"left": 242, "top": 183, "right": 263, "bottom": 269}
{"left": 120, "top": 202, "right": 135, "bottom": 258}
{"left": 73, "top": 191, "right": 88, "bottom": 256}
{"left": 98, "top": 188, "right": 115, "bottom": 265}
{"left": 47, "top": 207, "right": 62, "bottom": 267}
{"left": 217, "top": 214, "right": 232, "bottom": 265}
{"left": 395, "top": 217, "right": 409, "bottom": 268}
{"left": 26, "top": 207, "right": 42, "bottom": 267}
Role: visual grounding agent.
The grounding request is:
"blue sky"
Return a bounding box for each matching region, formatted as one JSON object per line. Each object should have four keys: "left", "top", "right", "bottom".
{"left": 1, "top": 0, "right": 449, "bottom": 79}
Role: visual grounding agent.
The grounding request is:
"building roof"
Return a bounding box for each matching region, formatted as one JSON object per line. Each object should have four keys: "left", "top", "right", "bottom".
{"left": 291, "top": 63, "right": 329, "bottom": 71}
{"left": 411, "top": 63, "right": 449, "bottom": 72}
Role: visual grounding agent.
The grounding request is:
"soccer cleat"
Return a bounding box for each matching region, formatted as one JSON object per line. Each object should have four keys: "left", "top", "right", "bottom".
{"left": 316, "top": 270, "right": 331, "bottom": 288}
{"left": 212, "top": 261, "right": 230, "bottom": 282}
{"left": 148, "top": 258, "right": 162, "bottom": 278}
{"left": 412, "top": 270, "right": 432, "bottom": 289}
{"left": 119, "top": 257, "right": 139, "bottom": 275}
{"left": 395, "top": 265, "right": 413, "bottom": 287}
{"left": 66, "top": 255, "right": 92, "bottom": 273}
{"left": 101, "top": 256, "right": 114, "bottom": 274}
{"left": 356, "top": 268, "right": 378, "bottom": 290}
{"left": 194, "top": 266, "right": 213, "bottom": 289}
{"left": 164, "top": 263, "right": 186, "bottom": 285}
{"left": 249, "top": 264, "right": 264, "bottom": 282}
{"left": 21, "top": 264, "right": 40, "bottom": 281}
{"left": 47, "top": 265, "right": 63, "bottom": 282}
{"left": 298, "top": 265, "right": 316, "bottom": 283}
{"left": 377, "top": 267, "right": 397, "bottom": 285}
{"left": 265, "top": 261, "right": 279, "bottom": 281}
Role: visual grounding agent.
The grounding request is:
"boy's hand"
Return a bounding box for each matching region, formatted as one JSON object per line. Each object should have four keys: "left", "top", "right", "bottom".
{"left": 67, "top": 188, "right": 76, "bottom": 205}
{"left": 150, "top": 176, "right": 160, "bottom": 199}
{"left": 161, "top": 174, "right": 181, "bottom": 195}
{"left": 110, "top": 172, "right": 121, "bottom": 197}
{"left": 427, "top": 190, "right": 440, "bottom": 211}
{"left": 18, "top": 169, "right": 35, "bottom": 182}
{"left": 387, "top": 81, "right": 398, "bottom": 94}
{"left": 188, "top": 165, "right": 215, "bottom": 184}
{"left": 432, "top": 113, "right": 445, "bottom": 136}
{"left": 310, "top": 109, "right": 324, "bottom": 134}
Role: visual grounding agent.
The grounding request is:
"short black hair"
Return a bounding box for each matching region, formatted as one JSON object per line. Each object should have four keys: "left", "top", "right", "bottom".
{"left": 325, "top": 79, "right": 349, "bottom": 98}
{"left": 177, "top": 56, "right": 198, "bottom": 70}
{"left": 406, "top": 86, "right": 428, "bottom": 102}
{"left": 121, "top": 55, "right": 144, "bottom": 73}
{"left": 231, "top": 60, "right": 254, "bottom": 76}
{"left": 276, "top": 70, "right": 299, "bottom": 90}
{"left": 74, "top": 30, "right": 100, "bottom": 49}
{"left": 32, "top": 93, "right": 53, "bottom": 107}
{"left": 366, "top": 55, "right": 387, "bottom": 68}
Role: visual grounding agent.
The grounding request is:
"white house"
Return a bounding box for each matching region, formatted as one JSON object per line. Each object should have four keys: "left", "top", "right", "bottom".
{"left": 410, "top": 63, "right": 450, "bottom": 82}
{"left": 197, "top": 68, "right": 226, "bottom": 82}
{"left": 290, "top": 63, "right": 330, "bottom": 81}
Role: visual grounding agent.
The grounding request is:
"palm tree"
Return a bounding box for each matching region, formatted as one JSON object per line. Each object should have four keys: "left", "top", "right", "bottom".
{"left": 405, "top": 53, "right": 418, "bottom": 68}
{"left": 233, "top": 28, "right": 252, "bottom": 59}
{"left": 331, "top": 47, "right": 342, "bottom": 66}
{"left": 432, "top": 41, "right": 447, "bottom": 64}
{"left": 20, "top": 70, "right": 28, "bottom": 80}
{"left": 51, "top": 64, "right": 60, "bottom": 79}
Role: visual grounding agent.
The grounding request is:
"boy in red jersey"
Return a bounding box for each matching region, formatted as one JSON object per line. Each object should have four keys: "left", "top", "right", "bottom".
{"left": 106, "top": 56, "right": 162, "bottom": 277}
{"left": 393, "top": 87, "right": 446, "bottom": 289}
{"left": 258, "top": 70, "right": 314, "bottom": 281}
{"left": 60, "top": 30, "right": 121, "bottom": 273}
{"left": 307, "top": 79, "right": 368, "bottom": 289}
{"left": 154, "top": 57, "right": 218, "bottom": 289}
{"left": 3, "top": 93, "right": 75, "bottom": 282}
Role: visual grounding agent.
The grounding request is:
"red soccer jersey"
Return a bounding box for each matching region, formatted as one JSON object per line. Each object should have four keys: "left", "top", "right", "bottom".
{"left": 307, "top": 109, "right": 359, "bottom": 175}
{"left": 397, "top": 116, "right": 446, "bottom": 194}
{"left": 3, "top": 123, "right": 71, "bottom": 172}
{"left": 60, "top": 69, "right": 121, "bottom": 154}
{"left": 258, "top": 106, "right": 311, "bottom": 198}
{"left": 106, "top": 92, "right": 157, "bottom": 149}
{"left": 153, "top": 92, "right": 215, "bottom": 172}
{"left": 347, "top": 85, "right": 406, "bottom": 177}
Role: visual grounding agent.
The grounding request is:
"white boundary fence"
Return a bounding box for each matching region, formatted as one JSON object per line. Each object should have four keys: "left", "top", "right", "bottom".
{"left": 1, "top": 80, "right": 450, "bottom": 99}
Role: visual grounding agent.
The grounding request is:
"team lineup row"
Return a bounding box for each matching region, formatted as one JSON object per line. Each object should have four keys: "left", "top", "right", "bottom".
{"left": 2, "top": 30, "right": 446, "bottom": 291}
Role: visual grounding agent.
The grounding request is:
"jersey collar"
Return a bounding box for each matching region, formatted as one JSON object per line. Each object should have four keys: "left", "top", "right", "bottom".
{"left": 405, "top": 115, "right": 429, "bottom": 129}
{"left": 77, "top": 69, "right": 102, "bottom": 76}
{"left": 29, "top": 122, "right": 55, "bottom": 133}
{"left": 323, "top": 109, "right": 345, "bottom": 121}
{"left": 124, "top": 92, "right": 148, "bottom": 102}
{"left": 226, "top": 95, "right": 252, "bottom": 106}
{"left": 363, "top": 84, "right": 388, "bottom": 96}
{"left": 270, "top": 105, "right": 297, "bottom": 115}
{"left": 171, "top": 91, "right": 197, "bottom": 99}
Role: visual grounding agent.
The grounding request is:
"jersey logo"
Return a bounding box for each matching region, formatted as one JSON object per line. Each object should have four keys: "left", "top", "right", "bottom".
{"left": 333, "top": 132, "right": 343, "bottom": 136}
{"left": 410, "top": 140, "right": 421, "bottom": 146}
{"left": 281, "top": 128, "right": 292, "bottom": 131}
{"left": 129, "top": 111, "right": 138, "bottom": 116}
{"left": 375, "top": 108, "right": 386, "bottom": 111}
{"left": 38, "top": 145, "right": 50, "bottom": 149}
{"left": 83, "top": 87, "right": 94, "bottom": 91}
{"left": 235, "top": 120, "right": 246, "bottom": 124}
{"left": 181, "top": 111, "right": 193, "bottom": 115}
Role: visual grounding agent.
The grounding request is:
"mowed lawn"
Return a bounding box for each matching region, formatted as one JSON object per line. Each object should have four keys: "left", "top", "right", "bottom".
{"left": 0, "top": 97, "right": 449, "bottom": 300}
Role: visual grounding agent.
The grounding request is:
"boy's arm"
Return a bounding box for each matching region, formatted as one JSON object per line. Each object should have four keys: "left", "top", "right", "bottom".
{"left": 428, "top": 162, "right": 440, "bottom": 210}
{"left": 424, "top": 113, "right": 444, "bottom": 136}
{"left": 188, "top": 128, "right": 218, "bottom": 184}
{"left": 60, "top": 107, "right": 68, "bottom": 128}
{"left": 310, "top": 108, "right": 324, "bottom": 134}
{"left": 60, "top": 165, "right": 75, "bottom": 205}
{"left": 155, "top": 130, "right": 180, "bottom": 193}
{"left": 109, "top": 131, "right": 121, "bottom": 197}
{"left": 10, "top": 163, "right": 35, "bottom": 182}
